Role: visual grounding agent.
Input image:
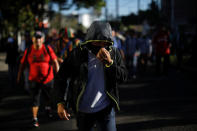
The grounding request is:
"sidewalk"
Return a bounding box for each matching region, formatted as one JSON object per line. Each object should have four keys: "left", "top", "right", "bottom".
{"left": 0, "top": 52, "right": 9, "bottom": 100}
{"left": 0, "top": 52, "right": 8, "bottom": 71}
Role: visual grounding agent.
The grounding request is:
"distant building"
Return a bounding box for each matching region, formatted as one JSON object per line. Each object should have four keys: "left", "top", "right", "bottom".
{"left": 78, "top": 14, "right": 93, "bottom": 28}
{"left": 78, "top": 13, "right": 100, "bottom": 28}
{"left": 49, "top": 12, "right": 99, "bottom": 31}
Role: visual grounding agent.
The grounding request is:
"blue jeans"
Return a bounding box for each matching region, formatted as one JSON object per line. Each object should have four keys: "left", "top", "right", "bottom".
{"left": 77, "top": 106, "right": 116, "bottom": 131}
{"left": 127, "top": 55, "right": 138, "bottom": 77}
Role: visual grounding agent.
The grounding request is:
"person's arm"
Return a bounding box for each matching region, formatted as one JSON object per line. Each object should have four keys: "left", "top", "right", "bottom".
{"left": 17, "top": 63, "right": 25, "bottom": 83}
{"left": 55, "top": 57, "right": 71, "bottom": 120}
{"left": 55, "top": 48, "right": 79, "bottom": 120}
{"left": 53, "top": 59, "right": 59, "bottom": 74}
{"left": 17, "top": 49, "right": 28, "bottom": 83}
{"left": 47, "top": 45, "right": 60, "bottom": 73}
{"left": 104, "top": 47, "right": 128, "bottom": 83}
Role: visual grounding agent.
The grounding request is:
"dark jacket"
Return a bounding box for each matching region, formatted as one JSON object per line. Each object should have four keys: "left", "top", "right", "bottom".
{"left": 55, "top": 21, "right": 127, "bottom": 112}
{"left": 5, "top": 38, "right": 19, "bottom": 65}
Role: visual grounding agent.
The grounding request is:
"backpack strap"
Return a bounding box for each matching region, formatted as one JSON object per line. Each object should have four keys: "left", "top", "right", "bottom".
{"left": 24, "top": 46, "right": 32, "bottom": 65}
{"left": 44, "top": 44, "right": 52, "bottom": 64}
{"left": 41, "top": 44, "right": 53, "bottom": 83}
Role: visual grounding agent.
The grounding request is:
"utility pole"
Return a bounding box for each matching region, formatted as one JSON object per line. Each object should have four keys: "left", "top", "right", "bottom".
{"left": 116, "top": 0, "right": 119, "bottom": 20}
{"left": 137, "top": 0, "right": 141, "bottom": 14}
{"left": 105, "top": 0, "right": 108, "bottom": 21}
{"left": 137, "top": 0, "right": 141, "bottom": 25}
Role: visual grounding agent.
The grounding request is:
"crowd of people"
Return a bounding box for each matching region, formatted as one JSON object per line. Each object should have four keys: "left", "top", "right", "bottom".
{"left": 5, "top": 23, "right": 186, "bottom": 86}
{"left": 4, "top": 21, "right": 195, "bottom": 130}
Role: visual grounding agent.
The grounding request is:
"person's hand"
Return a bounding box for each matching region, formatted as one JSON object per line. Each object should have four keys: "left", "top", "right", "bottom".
{"left": 134, "top": 51, "right": 140, "bottom": 57}
{"left": 58, "top": 58, "right": 64, "bottom": 64}
{"left": 96, "top": 48, "right": 113, "bottom": 64}
{"left": 57, "top": 103, "right": 70, "bottom": 120}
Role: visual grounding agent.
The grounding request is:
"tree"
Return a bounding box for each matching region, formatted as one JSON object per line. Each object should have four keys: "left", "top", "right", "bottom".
{"left": 0, "top": 0, "right": 105, "bottom": 38}
{"left": 73, "top": 0, "right": 105, "bottom": 16}
{"left": 50, "top": 0, "right": 105, "bottom": 17}
{"left": 121, "top": 1, "right": 162, "bottom": 27}
{"left": 0, "top": 0, "right": 49, "bottom": 35}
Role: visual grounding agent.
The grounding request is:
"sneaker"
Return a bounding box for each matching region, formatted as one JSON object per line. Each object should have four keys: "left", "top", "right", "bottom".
{"left": 33, "top": 118, "right": 39, "bottom": 127}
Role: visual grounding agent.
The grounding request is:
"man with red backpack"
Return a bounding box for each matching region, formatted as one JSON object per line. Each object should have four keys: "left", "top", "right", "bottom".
{"left": 17, "top": 30, "right": 59, "bottom": 127}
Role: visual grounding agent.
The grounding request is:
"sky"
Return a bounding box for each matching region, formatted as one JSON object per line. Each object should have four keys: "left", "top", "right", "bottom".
{"left": 52, "top": 0, "right": 154, "bottom": 18}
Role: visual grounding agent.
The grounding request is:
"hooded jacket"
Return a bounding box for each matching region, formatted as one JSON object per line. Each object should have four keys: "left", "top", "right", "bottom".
{"left": 55, "top": 21, "right": 127, "bottom": 112}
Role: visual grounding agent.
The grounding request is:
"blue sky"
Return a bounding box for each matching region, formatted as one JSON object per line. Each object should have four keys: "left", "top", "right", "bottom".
{"left": 52, "top": 0, "right": 153, "bottom": 17}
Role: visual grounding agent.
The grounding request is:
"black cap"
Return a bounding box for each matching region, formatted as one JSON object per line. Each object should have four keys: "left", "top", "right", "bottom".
{"left": 34, "top": 31, "right": 44, "bottom": 38}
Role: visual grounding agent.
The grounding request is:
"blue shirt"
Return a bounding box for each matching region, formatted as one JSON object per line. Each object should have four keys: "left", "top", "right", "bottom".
{"left": 113, "top": 37, "right": 122, "bottom": 49}
{"left": 125, "top": 36, "right": 138, "bottom": 56}
{"left": 137, "top": 38, "right": 150, "bottom": 54}
{"left": 79, "top": 51, "right": 110, "bottom": 113}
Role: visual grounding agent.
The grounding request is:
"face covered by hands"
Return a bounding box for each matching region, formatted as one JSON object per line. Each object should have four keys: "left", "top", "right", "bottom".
{"left": 88, "top": 42, "right": 113, "bottom": 65}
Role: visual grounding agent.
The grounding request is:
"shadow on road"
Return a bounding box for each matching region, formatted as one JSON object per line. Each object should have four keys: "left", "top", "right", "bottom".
{"left": 117, "top": 68, "right": 197, "bottom": 130}
{"left": 0, "top": 66, "right": 197, "bottom": 131}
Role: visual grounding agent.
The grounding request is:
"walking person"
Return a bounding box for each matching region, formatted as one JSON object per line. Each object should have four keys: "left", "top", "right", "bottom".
{"left": 5, "top": 34, "right": 19, "bottom": 88}
{"left": 138, "top": 34, "right": 152, "bottom": 74}
{"left": 17, "top": 30, "right": 59, "bottom": 127}
{"left": 125, "top": 30, "right": 139, "bottom": 79}
{"left": 112, "top": 29, "right": 125, "bottom": 60}
{"left": 152, "top": 25, "right": 171, "bottom": 75}
{"left": 55, "top": 21, "right": 127, "bottom": 131}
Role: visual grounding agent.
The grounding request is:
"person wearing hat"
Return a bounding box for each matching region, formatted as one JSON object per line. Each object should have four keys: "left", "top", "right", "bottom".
{"left": 17, "top": 30, "right": 59, "bottom": 127}
{"left": 55, "top": 21, "right": 127, "bottom": 131}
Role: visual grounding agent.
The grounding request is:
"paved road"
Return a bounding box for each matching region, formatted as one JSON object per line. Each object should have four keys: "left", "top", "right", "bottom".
{"left": 0, "top": 52, "right": 197, "bottom": 131}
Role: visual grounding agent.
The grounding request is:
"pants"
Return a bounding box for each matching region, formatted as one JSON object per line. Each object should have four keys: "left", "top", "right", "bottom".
{"left": 8, "top": 64, "right": 18, "bottom": 88}
{"left": 156, "top": 54, "right": 170, "bottom": 75}
{"left": 77, "top": 106, "right": 116, "bottom": 131}
{"left": 29, "top": 80, "right": 54, "bottom": 107}
{"left": 126, "top": 55, "right": 138, "bottom": 77}
{"left": 139, "top": 53, "right": 148, "bottom": 73}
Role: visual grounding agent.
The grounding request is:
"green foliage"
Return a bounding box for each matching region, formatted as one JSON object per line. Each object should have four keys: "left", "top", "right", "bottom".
{"left": 18, "top": 5, "right": 35, "bottom": 31}
{"left": 0, "top": 0, "right": 105, "bottom": 36}
{"left": 73, "top": 0, "right": 105, "bottom": 10}
{"left": 0, "top": 0, "right": 49, "bottom": 33}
